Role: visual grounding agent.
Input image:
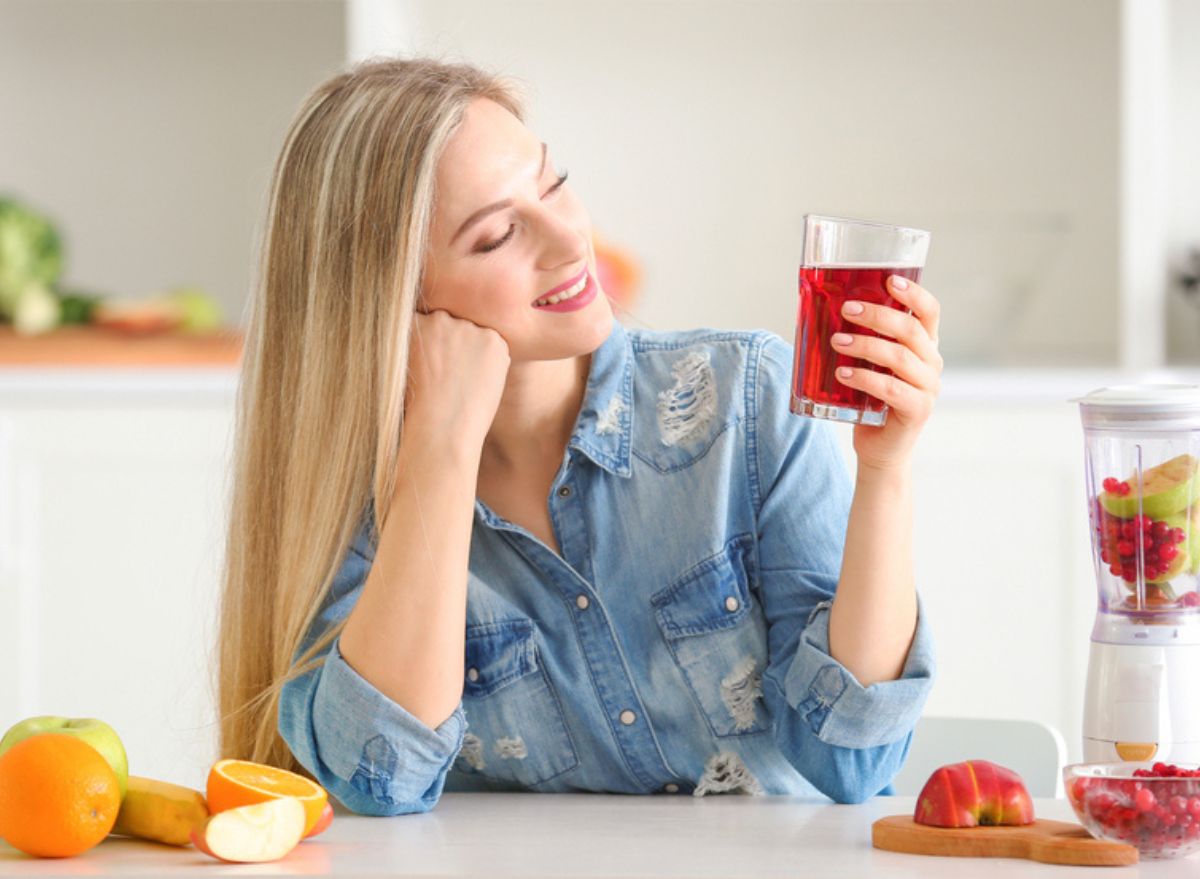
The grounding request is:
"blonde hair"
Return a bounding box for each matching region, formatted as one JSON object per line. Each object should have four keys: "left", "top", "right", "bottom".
{"left": 213, "top": 57, "right": 524, "bottom": 776}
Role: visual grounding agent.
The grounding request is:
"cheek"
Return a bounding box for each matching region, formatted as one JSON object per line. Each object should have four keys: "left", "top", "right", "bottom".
{"left": 425, "top": 264, "right": 532, "bottom": 322}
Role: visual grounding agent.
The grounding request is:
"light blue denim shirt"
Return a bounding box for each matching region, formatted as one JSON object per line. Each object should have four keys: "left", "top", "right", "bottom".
{"left": 278, "top": 322, "right": 935, "bottom": 815}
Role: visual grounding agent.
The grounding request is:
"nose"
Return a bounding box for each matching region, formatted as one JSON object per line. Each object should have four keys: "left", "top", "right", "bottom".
{"left": 534, "top": 202, "right": 588, "bottom": 272}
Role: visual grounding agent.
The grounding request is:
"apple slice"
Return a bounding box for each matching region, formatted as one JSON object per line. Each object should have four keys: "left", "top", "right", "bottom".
{"left": 190, "top": 797, "right": 306, "bottom": 863}
{"left": 302, "top": 802, "right": 334, "bottom": 840}
{"left": 914, "top": 760, "right": 1035, "bottom": 828}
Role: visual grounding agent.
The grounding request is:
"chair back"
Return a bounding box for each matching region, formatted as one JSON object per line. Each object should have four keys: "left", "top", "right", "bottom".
{"left": 891, "top": 715, "right": 1069, "bottom": 798}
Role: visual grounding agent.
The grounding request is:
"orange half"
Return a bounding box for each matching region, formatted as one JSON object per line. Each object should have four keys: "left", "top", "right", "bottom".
{"left": 206, "top": 759, "right": 328, "bottom": 836}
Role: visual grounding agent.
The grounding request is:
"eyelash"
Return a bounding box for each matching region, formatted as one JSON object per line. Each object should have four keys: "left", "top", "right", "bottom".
{"left": 476, "top": 169, "right": 570, "bottom": 254}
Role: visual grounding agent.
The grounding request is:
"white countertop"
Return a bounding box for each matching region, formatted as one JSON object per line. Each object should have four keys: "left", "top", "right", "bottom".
{"left": 0, "top": 794, "right": 1188, "bottom": 878}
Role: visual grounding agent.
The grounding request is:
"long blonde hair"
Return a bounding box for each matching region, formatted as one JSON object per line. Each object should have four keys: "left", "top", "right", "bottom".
{"left": 214, "top": 57, "right": 524, "bottom": 776}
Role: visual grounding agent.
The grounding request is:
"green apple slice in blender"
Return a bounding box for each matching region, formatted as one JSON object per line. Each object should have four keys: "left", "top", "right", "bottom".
{"left": 1100, "top": 454, "right": 1200, "bottom": 520}
{"left": 1163, "top": 504, "right": 1200, "bottom": 576}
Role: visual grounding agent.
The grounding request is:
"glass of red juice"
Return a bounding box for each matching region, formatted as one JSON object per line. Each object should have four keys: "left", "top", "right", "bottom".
{"left": 791, "top": 215, "right": 931, "bottom": 426}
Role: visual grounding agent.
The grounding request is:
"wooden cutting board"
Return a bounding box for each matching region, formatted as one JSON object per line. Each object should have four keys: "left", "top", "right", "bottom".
{"left": 872, "top": 815, "right": 1138, "bottom": 867}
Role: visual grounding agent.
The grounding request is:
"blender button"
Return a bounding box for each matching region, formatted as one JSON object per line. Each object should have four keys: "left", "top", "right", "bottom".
{"left": 1115, "top": 742, "right": 1158, "bottom": 761}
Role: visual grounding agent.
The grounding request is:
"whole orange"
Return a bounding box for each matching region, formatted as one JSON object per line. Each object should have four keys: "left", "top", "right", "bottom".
{"left": 0, "top": 733, "right": 121, "bottom": 858}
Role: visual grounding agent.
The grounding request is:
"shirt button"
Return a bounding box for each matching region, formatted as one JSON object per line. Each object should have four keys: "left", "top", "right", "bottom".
{"left": 619, "top": 709, "right": 636, "bottom": 726}
{"left": 576, "top": 594, "right": 590, "bottom": 610}
{"left": 466, "top": 668, "right": 480, "bottom": 682}
{"left": 724, "top": 596, "right": 740, "bottom": 612}
{"left": 557, "top": 485, "right": 572, "bottom": 498}
{"left": 664, "top": 783, "right": 679, "bottom": 793}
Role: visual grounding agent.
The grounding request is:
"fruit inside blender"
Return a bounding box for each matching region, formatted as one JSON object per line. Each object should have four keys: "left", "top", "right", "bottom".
{"left": 1092, "top": 453, "right": 1200, "bottom": 612}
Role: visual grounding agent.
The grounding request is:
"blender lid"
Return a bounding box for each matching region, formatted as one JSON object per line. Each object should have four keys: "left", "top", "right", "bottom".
{"left": 1076, "top": 384, "right": 1200, "bottom": 428}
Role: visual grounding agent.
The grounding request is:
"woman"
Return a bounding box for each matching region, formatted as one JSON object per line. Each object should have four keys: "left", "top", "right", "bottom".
{"left": 215, "top": 56, "right": 941, "bottom": 816}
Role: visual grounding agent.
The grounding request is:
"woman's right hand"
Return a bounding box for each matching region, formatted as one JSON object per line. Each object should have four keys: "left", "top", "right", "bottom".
{"left": 403, "top": 308, "right": 512, "bottom": 447}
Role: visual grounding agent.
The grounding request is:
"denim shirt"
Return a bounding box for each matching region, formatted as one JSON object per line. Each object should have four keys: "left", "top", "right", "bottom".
{"left": 278, "top": 322, "right": 935, "bottom": 815}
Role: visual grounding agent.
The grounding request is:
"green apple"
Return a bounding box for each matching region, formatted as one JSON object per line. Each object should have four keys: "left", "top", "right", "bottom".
{"left": 0, "top": 716, "right": 129, "bottom": 800}
{"left": 1100, "top": 454, "right": 1200, "bottom": 520}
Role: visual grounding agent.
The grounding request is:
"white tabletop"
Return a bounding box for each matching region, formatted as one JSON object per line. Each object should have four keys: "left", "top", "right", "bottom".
{"left": 0, "top": 793, "right": 1191, "bottom": 877}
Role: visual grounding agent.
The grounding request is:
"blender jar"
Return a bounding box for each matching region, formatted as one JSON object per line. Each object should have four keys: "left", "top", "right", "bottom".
{"left": 1080, "top": 386, "right": 1200, "bottom": 631}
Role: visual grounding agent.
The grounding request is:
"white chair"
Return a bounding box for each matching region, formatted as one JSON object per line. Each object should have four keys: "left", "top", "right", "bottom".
{"left": 890, "top": 716, "right": 1070, "bottom": 799}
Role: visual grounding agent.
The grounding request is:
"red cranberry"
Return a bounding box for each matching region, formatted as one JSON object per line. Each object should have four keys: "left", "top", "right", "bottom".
{"left": 1160, "top": 543, "right": 1180, "bottom": 563}
{"left": 1118, "top": 540, "right": 1136, "bottom": 557}
{"left": 1152, "top": 521, "right": 1171, "bottom": 540}
{"left": 1104, "top": 477, "right": 1120, "bottom": 492}
{"left": 1122, "top": 521, "right": 1138, "bottom": 539}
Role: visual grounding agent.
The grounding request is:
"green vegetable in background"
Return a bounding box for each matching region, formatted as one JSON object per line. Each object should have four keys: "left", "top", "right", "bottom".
{"left": 0, "top": 197, "right": 64, "bottom": 323}
{"left": 58, "top": 290, "right": 104, "bottom": 325}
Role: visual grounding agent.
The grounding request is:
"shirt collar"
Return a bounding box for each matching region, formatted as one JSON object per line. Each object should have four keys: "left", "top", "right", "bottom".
{"left": 567, "top": 318, "right": 633, "bottom": 478}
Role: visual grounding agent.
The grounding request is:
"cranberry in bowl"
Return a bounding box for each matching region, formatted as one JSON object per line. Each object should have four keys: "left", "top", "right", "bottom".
{"left": 1065, "top": 762, "right": 1200, "bottom": 859}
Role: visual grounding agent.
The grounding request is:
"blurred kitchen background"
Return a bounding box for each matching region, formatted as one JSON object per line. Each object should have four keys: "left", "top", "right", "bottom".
{"left": 2, "top": 0, "right": 1198, "bottom": 792}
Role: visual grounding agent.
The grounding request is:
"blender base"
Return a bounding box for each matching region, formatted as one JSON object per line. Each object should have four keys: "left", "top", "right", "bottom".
{"left": 1083, "top": 639, "right": 1200, "bottom": 763}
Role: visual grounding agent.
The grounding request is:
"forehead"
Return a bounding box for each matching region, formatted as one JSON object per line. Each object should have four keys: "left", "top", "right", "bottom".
{"left": 433, "top": 99, "right": 539, "bottom": 226}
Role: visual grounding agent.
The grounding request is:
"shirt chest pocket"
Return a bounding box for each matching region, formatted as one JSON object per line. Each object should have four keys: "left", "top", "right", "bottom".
{"left": 454, "top": 618, "right": 579, "bottom": 787}
{"left": 651, "top": 534, "right": 771, "bottom": 737}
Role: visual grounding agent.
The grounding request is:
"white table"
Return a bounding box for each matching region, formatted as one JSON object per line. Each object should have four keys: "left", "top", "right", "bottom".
{"left": 0, "top": 794, "right": 1192, "bottom": 877}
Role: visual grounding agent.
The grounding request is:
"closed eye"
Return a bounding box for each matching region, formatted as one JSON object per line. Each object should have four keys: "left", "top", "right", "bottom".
{"left": 476, "top": 169, "right": 570, "bottom": 254}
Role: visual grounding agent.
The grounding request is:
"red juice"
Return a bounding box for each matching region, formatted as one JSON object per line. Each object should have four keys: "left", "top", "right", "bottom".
{"left": 791, "top": 265, "right": 922, "bottom": 423}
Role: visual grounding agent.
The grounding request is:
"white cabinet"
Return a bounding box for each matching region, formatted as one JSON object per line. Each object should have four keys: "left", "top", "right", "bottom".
{"left": 0, "top": 372, "right": 235, "bottom": 789}
{"left": 3, "top": 368, "right": 1164, "bottom": 786}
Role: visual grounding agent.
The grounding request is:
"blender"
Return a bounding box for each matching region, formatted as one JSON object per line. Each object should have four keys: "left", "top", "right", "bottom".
{"left": 1078, "top": 386, "right": 1200, "bottom": 763}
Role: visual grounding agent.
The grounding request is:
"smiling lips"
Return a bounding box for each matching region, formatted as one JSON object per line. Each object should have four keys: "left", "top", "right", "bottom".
{"left": 533, "top": 268, "right": 589, "bottom": 308}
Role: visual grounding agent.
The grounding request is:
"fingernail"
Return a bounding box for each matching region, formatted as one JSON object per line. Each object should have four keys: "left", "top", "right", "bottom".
{"left": 831, "top": 333, "right": 853, "bottom": 346}
{"left": 836, "top": 367, "right": 853, "bottom": 379}
{"left": 843, "top": 301, "right": 864, "bottom": 315}
{"left": 891, "top": 275, "right": 910, "bottom": 290}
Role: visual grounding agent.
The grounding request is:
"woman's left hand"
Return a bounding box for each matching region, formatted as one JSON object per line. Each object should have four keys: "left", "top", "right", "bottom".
{"left": 832, "top": 275, "right": 943, "bottom": 472}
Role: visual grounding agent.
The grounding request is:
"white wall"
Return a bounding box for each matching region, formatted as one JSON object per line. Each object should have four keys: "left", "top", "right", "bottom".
{"left": 1166, "top": 0, "right": 1200, "bottom": 363}
{"left": 385, "top": 0, "right": 1121, "bottom": 367}
{"left": 0, "top": 0, "right": 346, "bottom": 327}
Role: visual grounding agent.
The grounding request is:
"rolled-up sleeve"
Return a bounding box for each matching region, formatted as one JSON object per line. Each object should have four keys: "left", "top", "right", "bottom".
{"left": 748, "top": 331, "right": 935, "bottom": 802}
{"left": 278, "top": 532, "right": 466, "bottom": 816}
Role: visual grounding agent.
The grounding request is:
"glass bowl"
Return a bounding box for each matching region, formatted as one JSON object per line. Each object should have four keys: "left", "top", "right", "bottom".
{"left": 1064, "top": 762, "right": 1200, "bottom": 859}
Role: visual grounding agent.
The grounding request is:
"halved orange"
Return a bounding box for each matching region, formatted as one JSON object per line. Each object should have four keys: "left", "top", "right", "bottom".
{"left": 206, "top": 759, "right": 327, "bottom": 837}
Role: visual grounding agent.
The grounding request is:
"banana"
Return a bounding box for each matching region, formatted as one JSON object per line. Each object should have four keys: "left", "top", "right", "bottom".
{"left": 111, "top": 775, "right": 210, "bottom": 846}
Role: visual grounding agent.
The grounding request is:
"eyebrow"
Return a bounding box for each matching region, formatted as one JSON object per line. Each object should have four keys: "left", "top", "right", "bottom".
{"left": 449, "top": 142, "right": 548, "bottom": 247}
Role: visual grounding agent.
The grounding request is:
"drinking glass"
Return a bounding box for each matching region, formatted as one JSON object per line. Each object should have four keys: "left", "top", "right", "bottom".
{"left": 791, "top": 215, "right": 931, "bottom": 425}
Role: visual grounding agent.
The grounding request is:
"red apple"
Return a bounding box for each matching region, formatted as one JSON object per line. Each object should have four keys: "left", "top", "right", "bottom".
{"left": 914, "top": 760, "right": 1035, "bottom": 827}
{"left": 302, "top": 802, "right": 333, "bottom": 840}
{"left": 189, "top": 797, "right": 306, "bottom": 863}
